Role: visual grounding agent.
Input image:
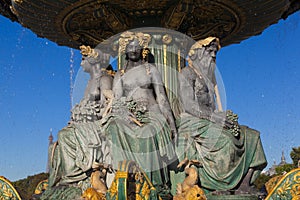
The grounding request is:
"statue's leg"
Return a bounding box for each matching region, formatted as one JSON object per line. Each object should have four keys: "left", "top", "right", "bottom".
{"left": 57, "top": 128, "right": 88, "bottom": 185}
{"left": 234, "top": 168, "right": 265, "bottom": 196}
{"left": 234, "top": 168, "right": 254, "bottom": 194}
{"left": 48, "top": 142, "right": 61, "bottom": 187}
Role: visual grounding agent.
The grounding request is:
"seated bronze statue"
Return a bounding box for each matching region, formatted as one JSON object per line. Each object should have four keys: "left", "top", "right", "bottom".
{"left": 101, "top": 31, "right": 177, "bottom": 197}
{"left": 48, "top": 46, "right": 113, "bottom": 190}
{"left": 174, "top": 37, "right": 267, "bottom": 195}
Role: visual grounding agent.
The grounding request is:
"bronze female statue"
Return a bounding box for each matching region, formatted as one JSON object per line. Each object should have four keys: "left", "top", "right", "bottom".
{"left": 49, "top": 46, "right": 113, "bottom": 190}
{"left": 102, "top": 31, "right": 177, "bottom": 197}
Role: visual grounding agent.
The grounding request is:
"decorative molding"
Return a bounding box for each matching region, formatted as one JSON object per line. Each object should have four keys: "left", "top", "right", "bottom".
{"left": 5, "top": 0, "right": 293, "bottom": 48}
{"left": 0, "top": 176, "right": 22, "bottom": 200}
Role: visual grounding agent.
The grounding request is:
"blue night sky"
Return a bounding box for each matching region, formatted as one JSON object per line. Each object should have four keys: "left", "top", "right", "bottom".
{"left": 0, "top": 12, "right": 300, "bottom": 181}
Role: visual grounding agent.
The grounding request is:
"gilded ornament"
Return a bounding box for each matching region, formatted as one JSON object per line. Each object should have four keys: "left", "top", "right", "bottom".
{"left": 9, "top": 6, "right": 18, "bottom": 16}
{"left": 141, "top": 181, "right": 150, "bottom": 199}
{"left": 265, "top": 175, "right": 284, "bottom": 194}
{"left": 162, "top": 34, "right": 172, "bottom": 45}
{"left": 80, "top": 45, "right": 99, "bottom": 58}
{"left": 12, "top": 0, "right": 23, "bottom": 4}
{"left": 0, "top": 176, "right": 21, "bottom": 200}
{"left": 266, "top": 169, "right": 300, "bottom": 200}
{"left": 184, "top": 185, "right": 206, "bottom": 200}
{"left": 115, "top": 171, "right": 128, "bottom": 179}
{"left": 90, "top": 169, "right": 108, "bottom": 194}
{"left": 108, "top": 180, "right": 117, "bottom": 195}
{"left": 142, "top": 49, "right": 150, "bottom": 59}
{"left": 82, "top": 188, "right": 106, "bottom": 200}
{"left": 119, "top": 31, "right": 151, "bottom": 53}
{"left": 135, "top": 194, "right": 143, "bottom": 200}
{"left": 136, "top": 183, "right": 142, "bottom": 193}
{"left": 135, "top": 171, "right": 144, "bottom": 182}
{"left": 34, "top": 179, "right": 48, "bottom": 195}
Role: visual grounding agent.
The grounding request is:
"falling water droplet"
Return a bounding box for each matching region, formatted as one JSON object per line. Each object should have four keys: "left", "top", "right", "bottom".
{"left": 70, "top": 48, "right": 75, "bottom": 111}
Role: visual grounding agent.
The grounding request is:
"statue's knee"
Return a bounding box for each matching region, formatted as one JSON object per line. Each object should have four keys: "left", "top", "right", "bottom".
{"left": 58, "top": 128, "right": 73, "bottom": 143}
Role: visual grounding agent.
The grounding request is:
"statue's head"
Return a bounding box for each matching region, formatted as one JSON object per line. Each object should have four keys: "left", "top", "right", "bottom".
{"left": 119, "top": 31, "right": 151, "bottom": 62}
{"left": 79, "top": 45, "right": 110, "bottom": 72}
{"left": 188, "top": 37, "right": 221, "bottom": 61}
{"left": 125, "top": 38, "right": 143, "bottom": 62}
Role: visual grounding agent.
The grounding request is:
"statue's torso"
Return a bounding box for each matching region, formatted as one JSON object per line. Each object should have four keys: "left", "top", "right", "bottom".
{"left": 121, "top": 65, "right": 158, "bottom": 107}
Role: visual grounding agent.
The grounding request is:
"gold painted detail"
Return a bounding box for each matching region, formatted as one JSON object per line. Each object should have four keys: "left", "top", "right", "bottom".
{"left": 265, "top": 168, "right": 300, "bottom": 200}
{"left": 174, "top": 162, "right": 206, "bottom": 200}
{"left": 119, "top": 31, "right": 151, "bottom": 53}
{"left": 9, "top": 6, "right": 18, "bottom": 16}
{"left": 174, "top": 185, "right": 206, "bottom": 200}
{"left": 106, "top": 160, "right": 161, "bottom": 200}
{"left": 12, "top": 0, "right": 23, "bottom": 3}
{"left": 82, "top": 188, "right": 106, "bottom": 200}
{"left": 162, "top": 34, "right": 172, "bottom": 45}
{"left": 265, "top": 175, "right": 284, "bottom": 194}
{"left": 34, "top": 179, "right": 49, "bottom": 195}
{"left": 80, "top": 45, "right": 99, "bottom": 58}
{"left": 115, "top": 171, "right": 128, "bottom": 179}
{"left": 142, "top": 49, "right": 150, "bottom": 59}
{"left": 177, "top": 49, "right": 181, "bottom": 72}
{"left": 163, "top": 44, "right": 168, "bottom": 92}
{"left": 0, "top": 176, "right": 21, "bottom": 200}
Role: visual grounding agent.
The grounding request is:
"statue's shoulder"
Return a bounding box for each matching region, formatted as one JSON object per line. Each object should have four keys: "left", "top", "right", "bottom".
{"left": 146, "top": 63, "right": 160, "bottom": 74}
{"left": 147, "top": 63, "right": 157, "bottom": 69}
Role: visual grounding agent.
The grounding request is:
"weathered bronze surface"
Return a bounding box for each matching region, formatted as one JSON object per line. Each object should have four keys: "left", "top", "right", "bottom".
{"left": 1, "top": 0, "right": 299, "bottom": 48}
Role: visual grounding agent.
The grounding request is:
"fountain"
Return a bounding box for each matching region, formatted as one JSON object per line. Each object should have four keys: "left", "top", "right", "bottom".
{"left": 0, "top": 1, "right": 299, "bottom": 199}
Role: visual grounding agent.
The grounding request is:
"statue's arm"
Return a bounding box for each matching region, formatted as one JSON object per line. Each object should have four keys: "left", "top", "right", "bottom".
{"left": 178, "top": 69, "right": 202, "bottom": 117}
{"left": 112, "top": 71, "right": 123, "bottom": 99}
{"left": 150, "top": 66, "right": 177, "bottom": 139}
{"left": 99, "top": 74, "right": 113, "bottom": 106}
